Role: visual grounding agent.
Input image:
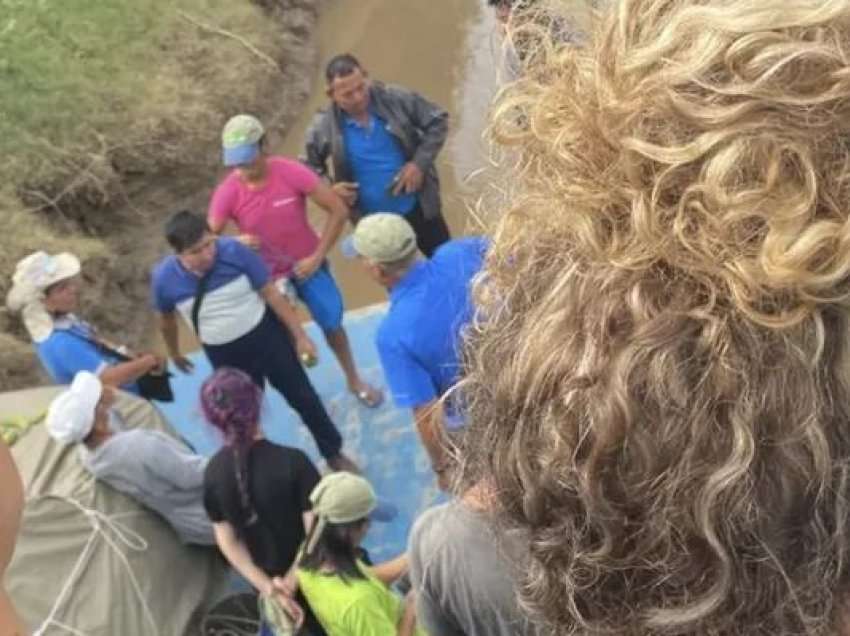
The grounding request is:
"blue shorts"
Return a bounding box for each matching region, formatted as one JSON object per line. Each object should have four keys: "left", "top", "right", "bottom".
{"left": 290, "top": 263, "right": 344, "bottom": 332}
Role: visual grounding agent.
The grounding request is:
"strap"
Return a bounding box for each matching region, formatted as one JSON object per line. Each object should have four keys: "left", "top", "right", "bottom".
{"left": 190, "top": 270, "right": 213, "bottom": 337}
{"left": 67, "top": 322, "right": 130, "bottom": 362}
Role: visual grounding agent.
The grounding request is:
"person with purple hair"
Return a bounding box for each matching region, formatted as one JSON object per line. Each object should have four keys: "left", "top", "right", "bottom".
{"left": 200, "top": 367, "right": 325, "bottom": 636}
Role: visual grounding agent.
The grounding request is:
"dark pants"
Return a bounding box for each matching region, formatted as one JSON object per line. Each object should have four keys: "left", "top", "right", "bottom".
{"left": 205, "top": 310, "right": 343, "bottom": 460}
{"left": 406, "top": 203, "right": 451, "bottom": 258}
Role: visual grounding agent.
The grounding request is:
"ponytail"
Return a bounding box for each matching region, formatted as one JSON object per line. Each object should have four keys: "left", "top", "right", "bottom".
{"left": 232, "top": 431, "right": 259, "bottom": 527}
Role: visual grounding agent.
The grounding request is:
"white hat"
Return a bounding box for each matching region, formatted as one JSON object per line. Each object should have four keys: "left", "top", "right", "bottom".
{"left": 6, "top": 251, "right": 81, "bottom": 343}
{"left": 45, "top": 372, "right": 103, "bottom": 445}
{"left": 9, "top": 251, "right": 80, "bottom": 297}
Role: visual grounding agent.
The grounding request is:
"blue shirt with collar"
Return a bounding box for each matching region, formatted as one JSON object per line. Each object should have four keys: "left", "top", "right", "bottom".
{"left": 375, "top": 237, "right": 487, "bottom": 426}
{"left": 36, "top": 316, "right": 139, "bottom": 393}
{"left": 342, "top": 110, "right": 417, "bottom": 215}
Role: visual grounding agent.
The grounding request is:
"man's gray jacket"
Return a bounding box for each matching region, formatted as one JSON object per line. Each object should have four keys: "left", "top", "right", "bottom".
{"left": 301, "top": 81, "right": 449, "bottom": 221}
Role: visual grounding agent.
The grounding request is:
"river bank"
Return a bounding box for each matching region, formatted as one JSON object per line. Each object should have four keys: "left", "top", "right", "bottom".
{"left": 0, "top": 0, "right": 324, "bottom": 390}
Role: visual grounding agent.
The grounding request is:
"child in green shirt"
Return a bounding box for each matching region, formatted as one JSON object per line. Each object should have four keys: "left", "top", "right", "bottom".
{"left": 296, "top": 473, "right": 426, "bottom": 636}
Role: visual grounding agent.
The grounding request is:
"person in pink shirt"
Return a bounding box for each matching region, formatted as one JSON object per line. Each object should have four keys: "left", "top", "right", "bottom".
{"left": 208, "top": 114, "right": 382, "bottom": 408}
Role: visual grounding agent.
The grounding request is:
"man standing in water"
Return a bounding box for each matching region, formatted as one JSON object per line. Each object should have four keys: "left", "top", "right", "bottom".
{"left": 208, "top": 114, "right": 382, "bottom": 408}
{"left": 303, "top": 53, "right": 451, "bottom": 257}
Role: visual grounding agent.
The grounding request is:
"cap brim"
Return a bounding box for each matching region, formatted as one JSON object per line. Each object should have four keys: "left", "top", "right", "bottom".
{"left": 223, "top": 143, "right": 259, "bottom": 167}
{"left": 340, "top": 236, "right": 360, "bottom": 259}
{"left": 369, "top": 499, "right": 398, "bottom": 523}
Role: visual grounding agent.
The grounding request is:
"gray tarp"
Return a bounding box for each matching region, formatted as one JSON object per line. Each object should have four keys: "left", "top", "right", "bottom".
{"left": 1, "top": 387, "right": 228, "bottom": 636}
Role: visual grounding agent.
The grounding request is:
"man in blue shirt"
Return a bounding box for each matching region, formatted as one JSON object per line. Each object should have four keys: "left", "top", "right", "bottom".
{"left": 303, "top": 53, "right": 451, "bottom": 257}
{"left": 344, "top": 213, "right": 486, "bottom": 484}
{"left": 152, "top": 210, "right": 356, "bottom": 472}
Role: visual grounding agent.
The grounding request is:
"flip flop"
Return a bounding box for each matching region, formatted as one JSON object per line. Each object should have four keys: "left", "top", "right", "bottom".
{"left": 352, "top": 385, "right": 384, "bottom": 408}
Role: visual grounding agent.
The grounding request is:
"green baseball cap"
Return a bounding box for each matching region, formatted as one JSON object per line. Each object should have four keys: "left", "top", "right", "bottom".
{"left": 341, "top": 213, "right": 418, "bottom": 262}
{"left": 221, "top": 114, "right": 265, "bottom": 166}
{"left": 305, "top": 472, "right": 397, "bottom": 554}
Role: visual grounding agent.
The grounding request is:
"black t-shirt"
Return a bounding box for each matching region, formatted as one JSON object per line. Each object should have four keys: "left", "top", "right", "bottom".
{"left": 203, "top": 440, "right": 320, "bottom": 576}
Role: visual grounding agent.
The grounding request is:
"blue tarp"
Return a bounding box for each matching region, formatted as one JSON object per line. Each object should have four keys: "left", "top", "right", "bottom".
{"left": 156, "top": 303, "right": 443, "bottom": 562}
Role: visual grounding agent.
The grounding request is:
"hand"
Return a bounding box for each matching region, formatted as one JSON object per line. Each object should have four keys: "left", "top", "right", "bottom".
{"left": 272, "top": 592, "right": 305, "bottom": 629}
{"left": 272, "top": 574, "right": 298, "bottom": 598}
{"left": 149, "top": 354, "right": 167, "bottom": 374}
{"left": 392, "top": 162, "right": 424, "bottom": 196}
{"left": 332, "top": 181, "right": 359, "bottom": 207}
{"left": 293, "top": 254, "right": 322, "bottom": 280}
{"left": 237, "top": 233, "right": 261, "bottom": 250}
{"left": 171, "top": 355, "right": 194, "bottom": 374}
{"left": 295, "top": 335, "right": 318, "bottom": 364}
{"left": 138, "top": 353, "right": 163, "bottom": 373}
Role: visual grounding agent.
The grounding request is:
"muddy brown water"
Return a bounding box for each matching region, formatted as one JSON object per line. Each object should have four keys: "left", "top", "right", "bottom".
{"left": 275, "top": 0, "right": 501, "bottom": 310}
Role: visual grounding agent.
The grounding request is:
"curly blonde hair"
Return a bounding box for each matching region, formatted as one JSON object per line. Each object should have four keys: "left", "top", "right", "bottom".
{"left": 458, "top": 1, "right": 850, "bottom": 634}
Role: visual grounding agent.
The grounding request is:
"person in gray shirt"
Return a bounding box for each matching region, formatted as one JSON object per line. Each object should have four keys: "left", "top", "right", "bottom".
{"left": 45, "top": 370, "right": 214, "bottom": 545}
{"left": 408, "top": 483, "right": 538, "bottom": 636}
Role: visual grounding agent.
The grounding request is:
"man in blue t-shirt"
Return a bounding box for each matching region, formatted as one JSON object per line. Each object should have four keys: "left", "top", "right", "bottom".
{"left": 344, "top": 213, "right": 486, "bottom": 485}
{"left": 151, "top": 210, "right": 356, "bottom": 472}
{"left": 303, "top": 53, "right": 451, "bottom": 258}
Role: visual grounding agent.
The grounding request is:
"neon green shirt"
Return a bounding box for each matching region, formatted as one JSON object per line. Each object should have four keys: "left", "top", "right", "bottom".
{"left": 297, "top": 561, "right": 427, "bottom": 636}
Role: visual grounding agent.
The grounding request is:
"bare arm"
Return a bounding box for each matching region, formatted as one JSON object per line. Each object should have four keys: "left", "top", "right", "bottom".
{"left": 307, "top": 181, "right": 348, "bottom": 261}
{"left": 271, "top": 510, "right": 315, "bottom": 600}
{"left": 398, "top": 592, "right": 418, "bottom": 636}
{"left": 208, "top": 216, "right": 260, "bottom": 250}
{"left": 293, "top": 182, "right": 350, "bottom": 280}
{"left": 370, "top": 553, "right": 409, "bottom": 586}
{"left": 259, "top": 283, "right": 317, "bottom": 360}
{"left": 207, "top": 216, "right": 227, "bottom": 235}
{"left": 413, "top": 399, "right": 448, "bottom": 474}
{"left": 99, "top": 355, "right": 159, "bottom": 387}
{"left": 158, "top": 311, "right": 181, "bottom": 359}
{"left": 213, "top": 522, "right": 273, "bottom": 596}
{"left": 259, "top": 283, "right": 309, "bottom": 342}
{"left": 157, "top": 312, "right": 193, "bottom": 373}
{"left": 302, "top": 510, "right": 315, "bottom": 538}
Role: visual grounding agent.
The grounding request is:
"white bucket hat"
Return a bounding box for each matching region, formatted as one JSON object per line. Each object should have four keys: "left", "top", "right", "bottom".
{"left": 6, "top": 251, "right": 81, "bottom": 342}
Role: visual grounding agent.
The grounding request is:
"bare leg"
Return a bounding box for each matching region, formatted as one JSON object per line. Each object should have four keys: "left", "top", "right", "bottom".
{"left": 324, "top": 327, "right": 383, "bottom": 407}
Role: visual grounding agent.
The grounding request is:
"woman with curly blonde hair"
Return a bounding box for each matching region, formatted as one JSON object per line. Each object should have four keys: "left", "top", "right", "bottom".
{"left": 457, "top": 0, "right": 850, "bottom": 634}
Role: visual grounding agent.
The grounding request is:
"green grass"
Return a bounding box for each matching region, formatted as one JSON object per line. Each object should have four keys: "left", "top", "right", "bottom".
{"left": 0, "top": 0, "right": 300, "bottom": 390}
{"left": 1, "top": 0, "right": 171, "bottom": 185}
{"left": 0, "top": 0, "right": 283, "bottom": 189}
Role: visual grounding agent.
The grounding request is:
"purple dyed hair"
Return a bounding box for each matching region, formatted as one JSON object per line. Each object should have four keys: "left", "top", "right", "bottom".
{"left": 200, "top": 367, "right": 263, "bottom": 527}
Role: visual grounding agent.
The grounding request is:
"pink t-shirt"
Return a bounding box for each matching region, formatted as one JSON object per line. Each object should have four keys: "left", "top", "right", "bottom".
{"left": 208, "top": 156, "right": 321, "bottom": 278}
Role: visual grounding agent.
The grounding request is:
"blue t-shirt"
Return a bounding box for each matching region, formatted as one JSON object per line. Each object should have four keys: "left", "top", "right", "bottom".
{"left": 151, "top": 237, "right": 270, "bottom": 346}
{"left": 342, "top": 111, "right": 417, "bottom": 215}
{"left": 36, "top": 317, "right": 138, "bottom": 393}
{"left": 376, "top": 237, "right": 487, "bottom": 424}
